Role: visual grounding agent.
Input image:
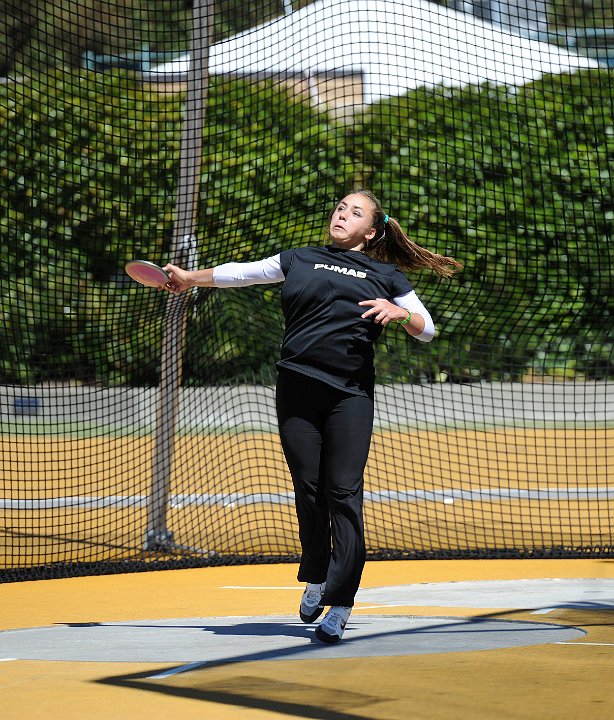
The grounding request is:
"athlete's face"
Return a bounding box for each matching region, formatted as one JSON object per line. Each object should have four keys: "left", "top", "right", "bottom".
{"left": 329, "top": 194, "right": 377, "bottom": 250}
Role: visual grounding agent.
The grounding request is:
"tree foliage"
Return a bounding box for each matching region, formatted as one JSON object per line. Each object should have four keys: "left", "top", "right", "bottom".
{"left": 0, "top": 66, "right": 612, "bottom": 386}
{"left": 0, "top": 1, "right": 320, "bottom": 76}
{"left": 359, "top": 70, "right": 614, "bottom": 381}
{"left": 0, "top": 68, "right": 344, "bottom": 384}
{"left": 548, "top": 0, "right": 614, "bottom": 28}
{"left": 1, "top": 0, "right": 144, "bottom": 74}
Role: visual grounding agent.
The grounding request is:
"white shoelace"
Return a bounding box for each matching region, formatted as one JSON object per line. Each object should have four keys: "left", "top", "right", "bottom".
{"left": 303, "top": 583, "right": 325, "bottom": 604}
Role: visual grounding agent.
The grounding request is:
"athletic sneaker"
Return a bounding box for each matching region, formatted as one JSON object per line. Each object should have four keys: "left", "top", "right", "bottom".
{"left": 315, "top": 606, "right": 352, "bottom": 643}
{"left": 299, "top": 582, "right": 326, "bottom": 623}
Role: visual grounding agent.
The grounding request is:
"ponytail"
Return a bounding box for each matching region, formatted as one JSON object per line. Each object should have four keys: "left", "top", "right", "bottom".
{"left": 354, "top": 190, "right": 462, "bottom": 278}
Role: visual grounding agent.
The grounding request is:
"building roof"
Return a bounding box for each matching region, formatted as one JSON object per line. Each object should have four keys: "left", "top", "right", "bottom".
{"left": 143, "top": 0, "right": 598, "bottom": 103}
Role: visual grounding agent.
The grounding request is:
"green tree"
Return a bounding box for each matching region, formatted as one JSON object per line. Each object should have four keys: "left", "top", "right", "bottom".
{"left": 548, "top": 0, "right": 614, "bottom": 28}
{"left": 1, "top": 0, "right": 144, "bottom": 73}
{"left": 0, "top": 0, "right": 38, "bottom": 75}
{"left": 0, "top": 68, "right": 344, "bottom": 385}
{"left": 0, "top": 0, "right": 321, "bottom": 75}
{"left": 1, "top": 65, "right": 612, "bottom": 386}
{"left": 358, "top": 69, "right": 614, "bottom": 382}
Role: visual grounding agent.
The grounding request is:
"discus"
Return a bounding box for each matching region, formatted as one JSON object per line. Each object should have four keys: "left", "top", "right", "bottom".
{"left": 125, "top": 260, "right": 170, "bottom": 288}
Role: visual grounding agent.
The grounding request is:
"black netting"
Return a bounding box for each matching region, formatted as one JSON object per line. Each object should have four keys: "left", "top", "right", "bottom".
{"left": 1, "top": 0, "right": 613, "bottom": 582}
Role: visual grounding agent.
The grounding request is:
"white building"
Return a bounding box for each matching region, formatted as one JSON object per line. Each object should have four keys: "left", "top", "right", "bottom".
{"left": 142, "top": 0, "right": 598, "bottom": 106}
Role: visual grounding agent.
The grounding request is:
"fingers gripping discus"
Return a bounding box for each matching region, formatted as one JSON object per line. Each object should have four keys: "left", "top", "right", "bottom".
{"left": 125, "top": 260, "right": 170, "bottom": 288}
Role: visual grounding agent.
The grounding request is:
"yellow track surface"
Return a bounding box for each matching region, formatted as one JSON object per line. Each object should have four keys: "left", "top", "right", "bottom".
{"left": 1, "top": 559, "right": 612, "bottom": 719}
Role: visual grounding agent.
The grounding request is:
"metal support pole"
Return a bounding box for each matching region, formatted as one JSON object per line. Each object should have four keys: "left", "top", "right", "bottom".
{"left": 145, "top": 0, "right": 214, "bottom": 551}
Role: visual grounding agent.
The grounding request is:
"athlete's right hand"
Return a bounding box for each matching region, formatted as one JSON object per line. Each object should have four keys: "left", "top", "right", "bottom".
{"left": 162, "top": 264, "right": 192, "bottom": 295}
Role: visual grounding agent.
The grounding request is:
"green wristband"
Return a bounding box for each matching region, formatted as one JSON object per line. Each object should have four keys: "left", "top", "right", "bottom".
{"left": 397, "top": 311, "right": 412, "bottom": 326}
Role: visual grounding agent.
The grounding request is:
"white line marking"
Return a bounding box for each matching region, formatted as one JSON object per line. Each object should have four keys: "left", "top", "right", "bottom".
{"left": 3, "top": 486, "right": 613, "bottom": 510}
{"left": 555, "top": 642, "right": 614, "bottom": 647}
{"left": 0, "top": 658, "right": 17, "bottom": 662}
{"left": 147, "top": 661, "right": 208, "bottom": 679}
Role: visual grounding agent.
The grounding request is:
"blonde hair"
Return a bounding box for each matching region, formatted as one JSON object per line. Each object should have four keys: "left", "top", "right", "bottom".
{"left": 352, "top": 189, "right": 462, "bottom": 278}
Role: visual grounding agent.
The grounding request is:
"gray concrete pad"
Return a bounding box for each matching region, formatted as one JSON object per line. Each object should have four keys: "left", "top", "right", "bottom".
{"left": 3, "top": 380, "right": 613, "bottom": 433}
{"left": 357, "top": 578, "right": 614, "bottom": 609}
{"left": 0, "top": 615, "right": 584, "bottom": 664}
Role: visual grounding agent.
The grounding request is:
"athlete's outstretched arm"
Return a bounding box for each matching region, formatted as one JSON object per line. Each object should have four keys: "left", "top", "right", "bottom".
{"left": 163, "top": 255, "right": 284, "bottom": 294}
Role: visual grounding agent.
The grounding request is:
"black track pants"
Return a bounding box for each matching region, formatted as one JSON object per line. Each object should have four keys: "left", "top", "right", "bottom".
{"left": 276, "top": 369, "right": 374, "bottom": 607}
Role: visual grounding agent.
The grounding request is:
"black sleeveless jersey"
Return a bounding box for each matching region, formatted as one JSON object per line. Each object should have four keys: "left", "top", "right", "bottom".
{"left": 277, "top": 245, "right": 413, "bottom": 396}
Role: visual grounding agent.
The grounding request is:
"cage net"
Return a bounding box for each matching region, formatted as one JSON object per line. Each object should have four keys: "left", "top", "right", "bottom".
{"left": 1, "top": 0, "right": 613, "bottom": 581}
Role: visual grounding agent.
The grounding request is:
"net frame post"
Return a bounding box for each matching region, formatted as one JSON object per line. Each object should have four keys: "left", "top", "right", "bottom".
{"left": 144, "top": 0, "right": 214, "bottom": 552}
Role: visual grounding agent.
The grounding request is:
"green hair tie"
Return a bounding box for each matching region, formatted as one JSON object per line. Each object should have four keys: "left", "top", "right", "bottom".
{"left": 384, "top": 214, "right": 389, "bottom": 223}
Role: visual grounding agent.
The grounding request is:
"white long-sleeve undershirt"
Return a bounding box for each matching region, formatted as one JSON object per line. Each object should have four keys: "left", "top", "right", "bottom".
{"left": 212, "top": 254, "right": 435, "bottom": 342}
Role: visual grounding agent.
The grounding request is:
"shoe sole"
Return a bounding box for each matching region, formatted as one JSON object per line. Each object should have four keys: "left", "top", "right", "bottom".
{"left": 300, "top": 605, "right": 324, "bottom": 623}
{"left": 315, "top": 624, "right": 343, "bottom": 643}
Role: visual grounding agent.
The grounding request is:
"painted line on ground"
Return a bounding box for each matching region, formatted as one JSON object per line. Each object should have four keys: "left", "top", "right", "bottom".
{"left": 555, "top": 642, "right": 614, "bottom": 646}
{"left": 147, "top": 661, "right": 209, "bottom": 679}
{"left": 3, "top": 485, "right": 613, "bottom": 510}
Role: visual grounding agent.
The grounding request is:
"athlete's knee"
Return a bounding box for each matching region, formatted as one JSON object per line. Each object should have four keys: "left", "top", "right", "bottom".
{"left": 326, "top": 481, "right": 363, "bottom": 514}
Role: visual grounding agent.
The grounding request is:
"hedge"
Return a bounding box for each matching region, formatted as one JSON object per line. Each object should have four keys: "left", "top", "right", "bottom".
{"left": 0, "top": 67, "right": 612, "bottom": 385}
{"left": 358, "top": 69, "right": 614, "bottom": 382}
{"left": 0, "top": 69, "right": 346, "bottom": 384}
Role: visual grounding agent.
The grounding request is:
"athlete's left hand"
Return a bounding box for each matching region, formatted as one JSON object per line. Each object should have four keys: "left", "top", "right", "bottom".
{"left": 359, "top": 298, "right": 408, "bottom": 326}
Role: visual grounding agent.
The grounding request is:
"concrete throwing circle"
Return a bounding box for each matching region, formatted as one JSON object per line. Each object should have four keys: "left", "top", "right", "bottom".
{"left": 356, "top": 578, "right": 614, "bottom": 609}
{"left": 0, "top": 615, "right": 584, "bottom": 663}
